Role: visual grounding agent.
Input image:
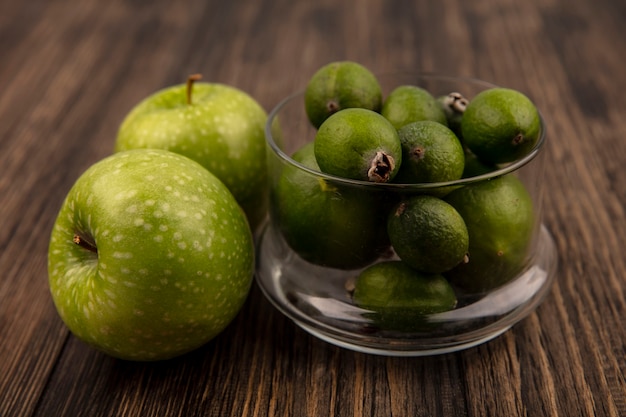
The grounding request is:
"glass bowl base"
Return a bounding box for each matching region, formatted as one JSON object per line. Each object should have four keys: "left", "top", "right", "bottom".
{"left": 255, "top": 224, "right": 557, "bottom": 356}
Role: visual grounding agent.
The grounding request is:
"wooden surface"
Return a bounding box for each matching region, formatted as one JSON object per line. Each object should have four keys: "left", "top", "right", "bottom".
{"left": 1, "top": 0, "right": 625, "bottom": 415}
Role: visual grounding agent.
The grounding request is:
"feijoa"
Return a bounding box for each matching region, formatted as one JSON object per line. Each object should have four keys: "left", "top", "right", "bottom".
{"left": 437, "top": 92, "right": 469, "bottom": 140}
{"left": 314, "top": 108, "right": 402, "bottom": 183}
{"left": 444, "top": 174, "right": 535, "bottom": 292}
{"left": 461, "top": 150, "right": 498, "bottom": 178}
{"left": 352, "top": 261, "right": 457, "bottom": 332}
{"left": 272, "top": 142, "right": 389, "bottom": 269}
{"left": 304, "top": 61, "right": 382, "bottom": 129}
{"left": 461, "top": 87, "right": 541, "bottom": 164}
{"left": 393, "top": 120, "right": 465, "bottom": 184}
{"left": 381, "top": 85, "right": 448, "bottom": 129}
{"left": 387, "top": 195, "right": 469, "bottom": 274}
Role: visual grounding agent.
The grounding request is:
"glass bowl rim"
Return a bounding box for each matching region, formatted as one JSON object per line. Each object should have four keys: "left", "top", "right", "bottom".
{"left": 264, "top": 72, "right": 546, "bottom": 190}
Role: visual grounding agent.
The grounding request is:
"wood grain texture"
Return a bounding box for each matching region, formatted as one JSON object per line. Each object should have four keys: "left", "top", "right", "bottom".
{"left": 1, "top": 0, "right": 624, "bottom": 416}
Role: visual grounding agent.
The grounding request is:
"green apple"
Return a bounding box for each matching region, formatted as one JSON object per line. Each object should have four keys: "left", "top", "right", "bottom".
{"left": 115, "top": 74, "right": 268, "bottom": 231}
{"left": 48, "top": 149, "right": 255, "bottom": 361}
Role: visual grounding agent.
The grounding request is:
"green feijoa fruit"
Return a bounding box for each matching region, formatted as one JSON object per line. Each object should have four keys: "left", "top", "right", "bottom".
{"left": 381, "top": 85, "right": 448, "bottom": 130}
{"left": 461, "top": 87, "right": 541, "bottom": 164}
{"left": 387, "top": 195, "right": 469, "bottom": 274}
{"left": 304, "top": 61, "right": 382, "bottom": 128}
{"left": 272, "top": 142, "right": 389, "bottom": 269}
{"left": 444, "top": 174, "right": 535, "bottom": 293}
{"left": 352, "top": 261, "right": 457, "bottom": 332}
{"left": 461, "top": 150, "right": 498, "bottom": 178}
{"left": 314, "top": 108, "right": 402, "bottom": 183}
{"left": 393, "top": 120, "right": 465, "bottom": 184}
{"left": 437, "top": 91, "right": 469, "bottom": 140}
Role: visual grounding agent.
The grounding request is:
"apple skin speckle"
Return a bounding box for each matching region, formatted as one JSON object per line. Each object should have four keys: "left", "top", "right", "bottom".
{"left": 47, "top": 149, "right": 255, "bottom": 361}
{"left": 115, "top": 82, "right": 268, "bottom": 231}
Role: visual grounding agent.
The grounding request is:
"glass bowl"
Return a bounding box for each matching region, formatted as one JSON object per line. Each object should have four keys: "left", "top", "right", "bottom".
{"left": 255, "top": 73, "right": 557, "bottom": 356}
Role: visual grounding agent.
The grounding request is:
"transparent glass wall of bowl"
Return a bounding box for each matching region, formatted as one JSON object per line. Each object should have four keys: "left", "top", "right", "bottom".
{"left": 257, "top": 74, "right": 557, "bottom": 356}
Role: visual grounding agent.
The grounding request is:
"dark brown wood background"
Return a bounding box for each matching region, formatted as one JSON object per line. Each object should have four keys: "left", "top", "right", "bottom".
{"left": 1, "top": 0, "right": 625, "bottom": 416}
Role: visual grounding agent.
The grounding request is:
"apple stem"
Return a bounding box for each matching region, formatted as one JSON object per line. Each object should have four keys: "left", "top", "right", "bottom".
{"left": 73, "top": 234, "right": 97, "bottom": 254}
{"left": 186, "top": 73, "right": 203, "bottom": 105}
